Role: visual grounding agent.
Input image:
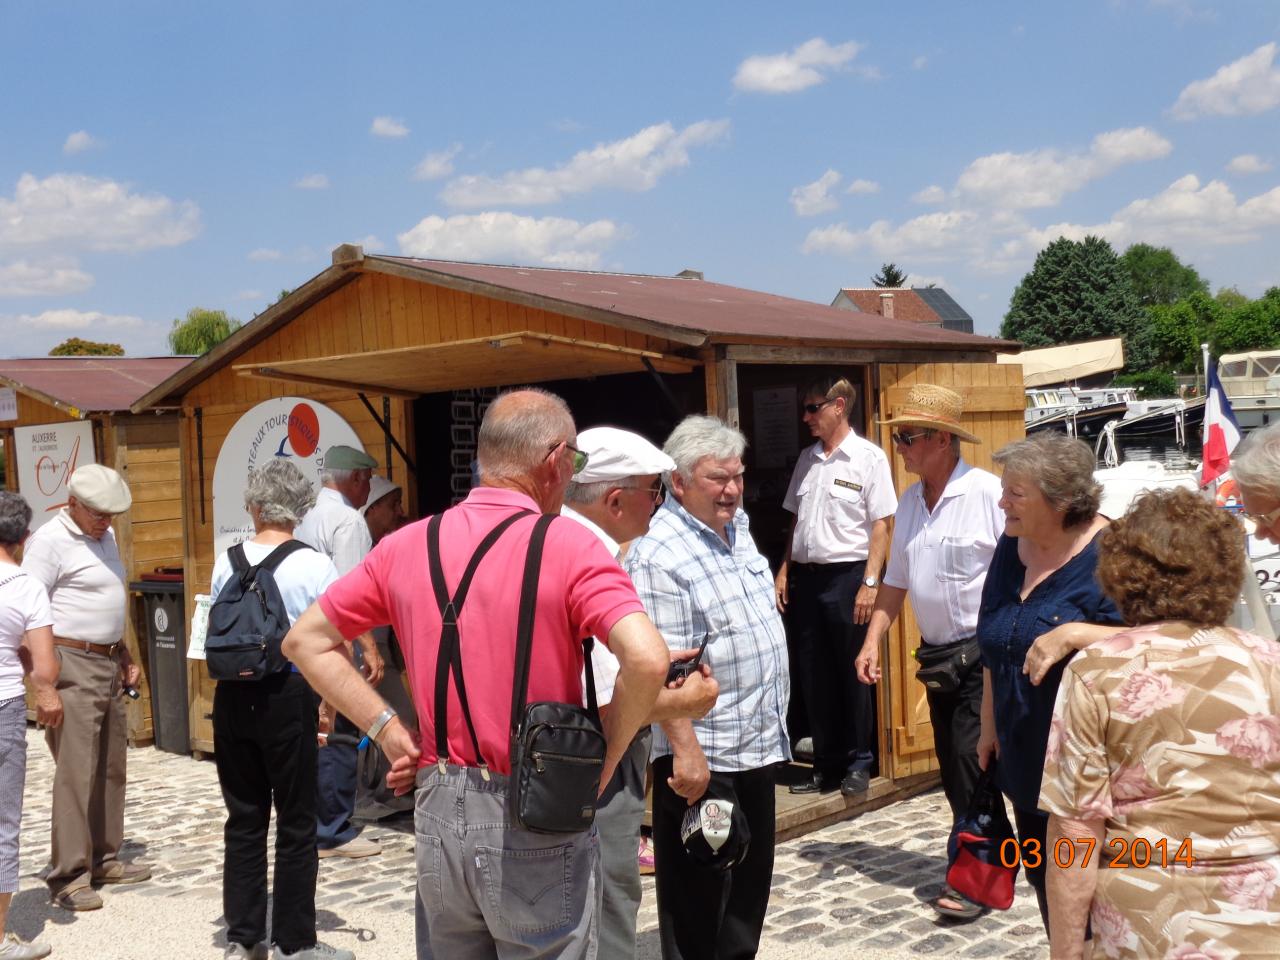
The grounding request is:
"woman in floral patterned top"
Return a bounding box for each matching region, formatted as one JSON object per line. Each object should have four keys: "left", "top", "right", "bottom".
{"left": 1040, "top": 488, "right": 1280, "bottom": 960}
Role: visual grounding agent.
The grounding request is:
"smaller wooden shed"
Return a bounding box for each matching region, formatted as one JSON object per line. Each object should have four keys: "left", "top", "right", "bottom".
{"left": 0, "top": 356, "right": 191, "bottom": 745}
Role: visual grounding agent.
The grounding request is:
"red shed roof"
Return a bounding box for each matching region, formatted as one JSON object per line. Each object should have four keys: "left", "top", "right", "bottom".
{"left": 835, "top": 288, "right": 942, "bottom": 325}
{"left": 0, "top": 357, "right": 193, "bottom": 415}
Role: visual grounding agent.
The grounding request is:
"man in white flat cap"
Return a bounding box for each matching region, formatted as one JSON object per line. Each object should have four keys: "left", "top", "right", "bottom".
{"left": 23, "top": 464, "right": 150, "bottom": 911}
{"left": 563, "top": 426, "right": 719, "bottom": 960}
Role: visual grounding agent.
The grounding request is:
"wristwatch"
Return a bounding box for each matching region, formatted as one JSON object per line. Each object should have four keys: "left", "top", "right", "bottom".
{"left": 863, "top": 576, "right": 880, "bottom": 589}
{"left": 366, "top": 706, "right": 398, "bottom": 743}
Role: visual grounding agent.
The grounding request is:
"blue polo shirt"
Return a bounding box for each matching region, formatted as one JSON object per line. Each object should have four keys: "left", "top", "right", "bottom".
{"left": 975, "top": 532, "right": 1123, "bottom": 811}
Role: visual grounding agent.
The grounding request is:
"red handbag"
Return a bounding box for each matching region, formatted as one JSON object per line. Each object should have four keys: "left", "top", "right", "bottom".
{"left": 945, "top": 765, "right": 1019, "bottom": 910}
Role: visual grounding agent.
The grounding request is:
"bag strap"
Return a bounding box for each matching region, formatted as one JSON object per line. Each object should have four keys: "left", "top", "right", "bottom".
{"left": 257, "top": 539, "right": 311, "bottom": 573}
{"left": 229, "top": 543, "right": 249, "bottom": 575}
{"left": 427, "top": 509, "right": 532, "bottom": 774}
{"left": 509, "top": 515, "right": 599, "bottom": 735}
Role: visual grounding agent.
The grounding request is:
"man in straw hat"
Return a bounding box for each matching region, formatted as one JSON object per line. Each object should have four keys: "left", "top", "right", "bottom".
{"left": 776, "top": 376, "right": 897, "bottom": 797}
{"left": 855, "top": 383, "right": 1004, "bottom": 921}
{"left": 23, "top": 464, "right": 151, "bottom": 911}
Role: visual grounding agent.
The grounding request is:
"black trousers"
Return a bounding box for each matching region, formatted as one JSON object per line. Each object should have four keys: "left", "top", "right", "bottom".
{"left": 652, "top": 756, "right": 776, "bottom": 960}
{"left": 213, "top": 672, "right": 319, "bottom": 953}
{"left": 922, "top": 650, "right": 984, "bottom": 824}
{"left": 787, "top": 561, "right": 875, "bottom": 777}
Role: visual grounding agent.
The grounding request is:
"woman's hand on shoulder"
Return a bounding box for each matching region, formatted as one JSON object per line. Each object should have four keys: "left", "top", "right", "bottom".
{"left": 1023, "top": 622, "right": 1124, "bottom": 685}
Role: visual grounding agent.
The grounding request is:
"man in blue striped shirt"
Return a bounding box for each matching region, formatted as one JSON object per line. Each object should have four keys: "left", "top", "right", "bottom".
{"left": 625, "top": 415, "right": 790, "bottom": 960}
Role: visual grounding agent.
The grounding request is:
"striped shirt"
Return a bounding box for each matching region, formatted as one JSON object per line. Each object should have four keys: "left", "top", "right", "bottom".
{"left": 625, "top": 497, "right": 791, "bottom": 773}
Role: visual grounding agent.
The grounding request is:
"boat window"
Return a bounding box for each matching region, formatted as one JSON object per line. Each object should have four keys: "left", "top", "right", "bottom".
{"left": 1220, "top": 361, "right": 1248, "bottom": 377}
{"left": 1257, "top": 357, "right": 1280, "bottom": 376}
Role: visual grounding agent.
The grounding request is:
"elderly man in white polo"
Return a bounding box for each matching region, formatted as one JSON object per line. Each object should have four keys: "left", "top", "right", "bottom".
{"left": 855, "top": 384, "right": 1003, "bottom": 922}
{"left": 23, "top": 464, "right": 150, "bottom": 911}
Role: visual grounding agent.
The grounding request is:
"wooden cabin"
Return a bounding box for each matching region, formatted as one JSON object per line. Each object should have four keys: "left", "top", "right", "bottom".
{"left": 0, "top": 357, "right": 190, "bottom": 746}
{"left": 133, "top": 245, "right": 1024, "bottom": 825}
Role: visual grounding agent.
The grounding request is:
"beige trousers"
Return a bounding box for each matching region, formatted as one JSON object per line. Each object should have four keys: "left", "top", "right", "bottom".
{"left": 45, "top": 645, "right": 128, "bottom": 895}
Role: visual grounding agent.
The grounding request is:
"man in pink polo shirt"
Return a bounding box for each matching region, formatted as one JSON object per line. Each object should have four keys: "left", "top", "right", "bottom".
{"left": 284, "top": 389, "right": 683, "bottom": 960}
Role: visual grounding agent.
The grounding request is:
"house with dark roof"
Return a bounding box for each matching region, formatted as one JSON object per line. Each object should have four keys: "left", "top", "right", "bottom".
{"left": 832, "top": 287, "right": 975, "bottom": 334}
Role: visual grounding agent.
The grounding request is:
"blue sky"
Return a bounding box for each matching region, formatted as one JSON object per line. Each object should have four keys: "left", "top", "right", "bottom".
{"left": 3, "top": 1, "right": 1279, "bottom": 356}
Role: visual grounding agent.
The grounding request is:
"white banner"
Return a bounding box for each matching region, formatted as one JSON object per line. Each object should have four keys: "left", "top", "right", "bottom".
{"left": 211, "top": 397, "right": 364, "bottom": 559}
{"left": 12, "top": 420, "right": 97, "bottom": 530}
{"left": 0, "top": 388, "right": 17, "bottom": 423}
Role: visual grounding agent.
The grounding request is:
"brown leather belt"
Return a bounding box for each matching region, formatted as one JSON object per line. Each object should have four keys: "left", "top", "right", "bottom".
{"left": 53, "top": 637, "right": 121, "bottom": 657}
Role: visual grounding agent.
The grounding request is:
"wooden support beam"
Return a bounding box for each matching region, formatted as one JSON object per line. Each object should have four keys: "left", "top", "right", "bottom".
{"left": 724, "top": 345, "right": 998, "bottom": 365}
{"left": 237, "top": 366, "right": 421, "bottom": 400}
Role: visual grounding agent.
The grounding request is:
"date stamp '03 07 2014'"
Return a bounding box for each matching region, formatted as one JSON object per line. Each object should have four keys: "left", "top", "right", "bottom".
{"left": 999, "top": 837, "right": 1196, "bottom": 870}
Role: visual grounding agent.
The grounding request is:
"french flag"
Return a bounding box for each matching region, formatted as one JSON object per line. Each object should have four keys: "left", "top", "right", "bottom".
{"left": 1201, "top": 360, "right": 1242, "bottom": 488}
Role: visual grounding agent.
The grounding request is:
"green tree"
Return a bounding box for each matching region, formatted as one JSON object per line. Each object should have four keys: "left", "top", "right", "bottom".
{"left": 1127, "top": 291, "right": 1222, "bottom": 373}
{"left": 49, "top": 337, "right": 124, "bottom": 356}
{"left": 872, "top": 263, "right": 908, "bottom": 287}
{"left": 1001, "top": 236, "right": 1143, "bottom": 347}
{"left": 1112, "top": 369, "right": 1178, "bottom": 398}
{"left": 168, "top": 307, "right": 241, "bottom": 355}
{"left": 1215, "top": 286, "right": 1250, "bottom": 311}
{"left": 1213, "top": 288, "right": 1280, "bottom": 354}
{"left": 1119, "top": 243, "right": 1209, "bottom": 308}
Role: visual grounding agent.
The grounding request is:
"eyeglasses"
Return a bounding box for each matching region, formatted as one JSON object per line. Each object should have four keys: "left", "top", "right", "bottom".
{"left": 803, "top": 400, "right": 834, "bottom": 415}
{"left": 619, "top": 480, "right": 665, "bottom": 504}
{"left": 892, "top": 431, "right": 933, "bottom": 447}
{"left": 1243, "top": 505, "right": 1280, "bottom": 528}
{"left": 546, "top": 440, "right": 589, "bottom": 475}
{"left": 71, "top": 498, "right": 114, "bottom": 523}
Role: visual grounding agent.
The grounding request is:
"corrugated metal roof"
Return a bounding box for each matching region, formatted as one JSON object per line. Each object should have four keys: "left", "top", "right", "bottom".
{"left": 0, "top": 357, "right": 193, "bottom": 414}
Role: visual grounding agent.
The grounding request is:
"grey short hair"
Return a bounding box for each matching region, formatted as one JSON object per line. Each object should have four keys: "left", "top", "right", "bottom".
{"left": 320, "top": 467, "right": 360, "bottom": 487}
{"left": 244, "top": 459, "right": 317, "bottom": 527}
{"left": 0, "top": 492, "right": 32, "bottom": 547}
{"left": 564, "top": 479, "right": 616, "bottom": 505}
{"left": 663, "top": 415, "right": 747, "bottom": 485}
{"left": 1233, "top": 422, "right": 1280, "bottom": 499}
{"left": 477, "top": 388, "right": 575, "bottom": 482}
{"left": 993, "top": 432, "right": 1100, "bottom": 528}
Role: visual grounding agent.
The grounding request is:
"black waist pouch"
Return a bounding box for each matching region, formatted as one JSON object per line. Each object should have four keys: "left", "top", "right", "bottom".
{"left": 509, "top": 701, "right": 607, "bottom": 834}
{"left": 914, "top": 638, "right": 982, "bottom": 694}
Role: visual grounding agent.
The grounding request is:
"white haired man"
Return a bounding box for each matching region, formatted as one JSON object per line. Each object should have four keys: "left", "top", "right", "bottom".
{"left": 626, "top": 415, "right": 790, "bottom": 960}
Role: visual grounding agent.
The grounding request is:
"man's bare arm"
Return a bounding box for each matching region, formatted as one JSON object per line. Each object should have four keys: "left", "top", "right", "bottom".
{"left": 599, "top": 611, "right": 669, "bottom": 791}
{"left": 855, "top": 584, "right": 907, "bottom": 684}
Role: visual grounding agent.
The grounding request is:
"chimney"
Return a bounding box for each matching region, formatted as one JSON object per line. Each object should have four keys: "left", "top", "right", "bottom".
{"left": 676, "top": 268, "right": 704, "bottom": 280}
{"left": 332, "top": 243, "right": 365, "bottom": 266}
{"left": 879, "top": 292, "right": 895, "bottom": 319}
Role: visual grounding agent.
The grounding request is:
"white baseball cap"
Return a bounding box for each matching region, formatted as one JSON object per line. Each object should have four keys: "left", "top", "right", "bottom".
{"left": 359, "top": 475, "right": 401, "bottom": 515}
{"left": 573, "top": 427, "right": 674, "bottom": 484}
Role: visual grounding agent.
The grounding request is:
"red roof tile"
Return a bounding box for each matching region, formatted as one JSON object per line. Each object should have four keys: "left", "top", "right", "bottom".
{"left": 835, "top": 288, "right": 942, "bottom": 325}
{"left": 0, "top": 357, "right": 193, "bottom": 413}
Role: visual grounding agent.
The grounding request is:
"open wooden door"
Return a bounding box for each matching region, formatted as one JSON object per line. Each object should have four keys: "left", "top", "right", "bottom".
{"left": 876, "top": 361, "right": 1025, "bottom": 780}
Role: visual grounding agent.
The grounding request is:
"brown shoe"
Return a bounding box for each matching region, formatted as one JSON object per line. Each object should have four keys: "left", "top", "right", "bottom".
{"left": 51, "top": 887, "right": 103, "bottom": 911}
{"left": 92, "top": 861, "right": 151, "bottom": 885}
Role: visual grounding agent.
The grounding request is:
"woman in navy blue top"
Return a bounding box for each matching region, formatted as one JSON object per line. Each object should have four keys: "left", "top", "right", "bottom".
{"left": 975, "top": 434, "right": 1123, "bottom": 934}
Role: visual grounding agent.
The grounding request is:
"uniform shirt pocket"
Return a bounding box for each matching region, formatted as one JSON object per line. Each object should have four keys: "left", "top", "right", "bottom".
{"left": 938, "top": 536, "right": 984, "bottom": 582}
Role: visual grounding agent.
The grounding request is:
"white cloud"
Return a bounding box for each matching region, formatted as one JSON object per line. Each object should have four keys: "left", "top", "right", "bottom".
{"left": 440, "top": 120, "right": 729, "bottom": 207}
{"left": 0, "top": 173, "right": 200, "bottom": 253}
{"left": 912, "top": 55, "right": 929, "bottom": 70}
{"left": 62, "top": 131, "right": 98, "bottom": 155}
{"left": 803, "top": 210, "right": 988, "bottom": 261}
{"left": 845, "top": 178, "right": 880, "bottom": 195}
{"left": 371, "top": 116, "right": 410, "bottom": 138}
{"left": 14, "top": 308, "right": 142, "bottom": 330}
{"left": 248, "top": 247, "right": 282, "bottom": 261}
{"left": 397, "top": 212, "right": 620, "bottom": 269}
{"left": 413, "top": 143, "right": 462, "bottom": 181}
{"left": 0, "top": 258, "right": 94, "bottom": 296}
{"left": 294, "top": 173, "right": 330, "bottom": 190}
{"left": 1228, "top": 153, "right": 1272, "bottom": 175}
{"left": 733, "top": 38, "right": 863, "bottom": 94}
{"left": 912, "top": 185, "right": 948, "bottom": 204}
{"left": 353, "top": 234, "right": 383, "bottom": 250}
{"left": 790, "top": 170, "right": 842, "bottom": 216}
{"left": 1172, "top": 43, "right": 1280, "bottom": 119}
{"left": 954, "top": 126, "right": 1171, "bottom": 208}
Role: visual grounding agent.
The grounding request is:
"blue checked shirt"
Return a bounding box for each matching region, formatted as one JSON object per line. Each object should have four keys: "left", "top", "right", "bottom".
{"left": 625, "top": 497, "right": 791, "bottom": 773}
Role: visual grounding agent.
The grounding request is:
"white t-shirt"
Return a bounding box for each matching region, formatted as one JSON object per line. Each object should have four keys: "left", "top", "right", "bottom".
{"left": 22, "top": 509, "right": 126, "bottom": 644}
{"left": 0, "top": 563, "right": 54, "bottom": 700}
{"left": 561, "top": 506, "right": 623, "bottom": 706}
{"left": 883, "top": 460, "right": 1005, "bottom": 646}
{"left": 210, "top": 540, "right": 340, "bottom": 627}
{"left": 295, "top": 488, "right": 372, "bottom": 577}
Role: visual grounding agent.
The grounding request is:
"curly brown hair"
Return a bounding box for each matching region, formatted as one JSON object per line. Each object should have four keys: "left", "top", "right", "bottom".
{"left": 1098, "top": 488, "right": 1246, "bottom": 626}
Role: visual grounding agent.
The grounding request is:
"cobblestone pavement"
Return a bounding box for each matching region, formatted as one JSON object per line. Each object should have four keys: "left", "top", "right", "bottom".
{"left": 9, "top": 733, "right": 1048, "bottom": 959}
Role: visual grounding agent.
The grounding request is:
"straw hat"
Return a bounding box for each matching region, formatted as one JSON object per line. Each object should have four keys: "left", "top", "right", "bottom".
{"left": 878, "top": 384, "right": 981, "bottom": 444}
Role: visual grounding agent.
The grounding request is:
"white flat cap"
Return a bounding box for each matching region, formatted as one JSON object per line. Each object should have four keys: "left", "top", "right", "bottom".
{"left": 360, "top": 475, "right": 402, "bottom": 516}
{"left": 68, "top": 464, "right": 132, "bottom": 514}
{"left": 574, "top": 427, "right": 675, "bottom": 484}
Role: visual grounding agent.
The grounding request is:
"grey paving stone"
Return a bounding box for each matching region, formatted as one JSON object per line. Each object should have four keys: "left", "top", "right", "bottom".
{"left": 911, "top": 932, "right": 963, "bottom": 954}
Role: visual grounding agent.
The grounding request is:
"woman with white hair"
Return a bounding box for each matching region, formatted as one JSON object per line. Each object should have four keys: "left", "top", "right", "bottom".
{"left": 210, "top": 460, "right": 350, "bottom": 960}
{"left": 0, "top": 492, "right": 60, "bottom": 959}
{"left": 1233, "top": 421, "right": 1280, "bottom": 546}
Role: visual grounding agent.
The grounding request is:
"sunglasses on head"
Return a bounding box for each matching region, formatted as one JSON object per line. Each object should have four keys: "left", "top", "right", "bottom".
{"left": 803, "top": 399, "right": 834, "bottom": 415}
{"left": 892, "top": 430, "right": 933, "bottom": 447}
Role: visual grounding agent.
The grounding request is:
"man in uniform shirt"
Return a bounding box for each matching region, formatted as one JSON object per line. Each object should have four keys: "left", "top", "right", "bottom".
{"left": 295, "top": 444, "right": 385, "bottom": 859}
{"left": 776, "top": 376, "right": 897, "bottom": 796}
{"left": 23, "top": 464, "right": 150, "bottom": 911}
{"left": 855, "top": 383, "right": 1003, "bottom": 921}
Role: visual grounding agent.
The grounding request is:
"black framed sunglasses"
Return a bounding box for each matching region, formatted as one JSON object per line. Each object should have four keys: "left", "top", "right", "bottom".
{"left": 803, "top": 399, "right": 835, "bottom": 415}
{"left": 892, "top": 430, "right": 933, "bottom": 447}
{"left": 546, "top": 441, "right": 589, "bottom": 474}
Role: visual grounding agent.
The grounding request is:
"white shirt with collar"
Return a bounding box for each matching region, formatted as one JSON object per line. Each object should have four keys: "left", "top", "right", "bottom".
{"left": 294, "top": 486, "right": 372, "bottom": 576}
{"left": 783, "top": 430, "right": 898, "bottom": 564}
{"left": 882, "top": 458, "right": 1004, "bottom": 646}
{"left": 22, "top": 508, "right": 127, "bottom": 645}
{"left": 561, "top": 505, "right": 623, "bottom": 706}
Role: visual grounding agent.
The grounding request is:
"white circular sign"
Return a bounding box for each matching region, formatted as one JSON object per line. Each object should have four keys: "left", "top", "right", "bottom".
{"left": 211, "top": 397, "right": 364, "bottom": 559}
{"left": 153, "top": 606, "right": 169, "bottom": 634}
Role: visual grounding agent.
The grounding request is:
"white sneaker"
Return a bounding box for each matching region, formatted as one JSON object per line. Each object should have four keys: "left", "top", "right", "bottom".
{"left": 316, "top": 836, "right": 380, "bottom": 860}
{"left": 273, "top": 944, "right": 355, "bottom": 960}
{"left": 0, "top": 933, "right": 51, "bottom": 959}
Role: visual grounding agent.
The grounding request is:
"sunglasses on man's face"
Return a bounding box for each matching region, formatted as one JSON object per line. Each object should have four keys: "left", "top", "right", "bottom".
{"left": 892, "top": 430, "right": 933, "bottom": 447}
{"left": 802, "top": 399, "right": 834, "bottom": 415}
{"left": 546, "top": 441, "right": 589, "bottom": 474}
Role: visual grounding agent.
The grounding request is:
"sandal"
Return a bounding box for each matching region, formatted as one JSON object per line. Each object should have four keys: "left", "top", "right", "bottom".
{"left": 933, "top": 885, "right": 986, "bottom": 921}
{"left": 637, "top": 836, "right": 656, "bottom": 875}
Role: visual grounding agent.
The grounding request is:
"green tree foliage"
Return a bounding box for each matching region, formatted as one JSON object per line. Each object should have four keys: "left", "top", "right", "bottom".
{"left": 1001, "top": 236, "right": 1143, "bottom": 347}
{"left": 48, "top": 337, "right": 125, "bottom": 356}
{"left": 1128, "top": 292, "right": 1222, "bottom": 373}
{"left": 872, "top": 263, "right": 908, "bottom": 287}
{"left": 1119, "top": 243, "right": 1209, "bottom": 308}
{"left": 1212, "top": 288, "right": 1280, "bottom": 354}
{"left": 1112, "top": 369, "right": 1178, "bottom": 398}
{"left": 1215, "top": 286, "right": 1250, "bottom": 311}
{"left": 168, "top": 307, "right": 241, "bottom": 355}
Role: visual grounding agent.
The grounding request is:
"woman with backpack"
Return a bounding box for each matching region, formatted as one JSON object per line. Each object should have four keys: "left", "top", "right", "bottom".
{"left": 208, "top": 460, "right": 352, "bottom": 960}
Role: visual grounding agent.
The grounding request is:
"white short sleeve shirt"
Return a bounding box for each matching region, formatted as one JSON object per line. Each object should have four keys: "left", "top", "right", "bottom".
{"left": 561, "top": 506, "right": 623, "bottom": 706}
{"left": 783, "top": 431, "right": 898, "bottom": 564}
{"left": 0, "top": 563, "right": 53, "bottom": 700}
{"left": 211, "top": 541, "right": 340, "bottom": 626}
{"left": 882, "top": 460, "right": 1005, "bottom": 646}
{"left": 294, "top": 487, "right": 372, "bottom": 577}
{"left": 22, "top": 509, "right": 126, "bottom": 645}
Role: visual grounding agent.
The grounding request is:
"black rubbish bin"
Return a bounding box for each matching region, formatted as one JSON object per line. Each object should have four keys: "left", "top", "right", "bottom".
{"left": 129, "top": 576, "right": 189, "bottom": 755}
